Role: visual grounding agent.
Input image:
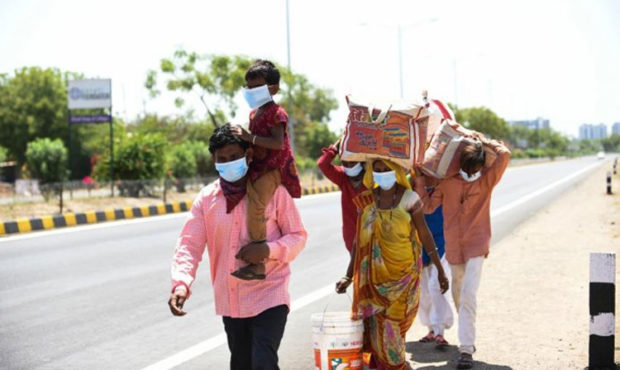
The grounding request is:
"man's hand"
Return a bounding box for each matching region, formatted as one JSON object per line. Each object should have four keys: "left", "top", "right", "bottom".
{"left": 438, "top": 272, "right": 449, "bottom": 294}
{"left": 168, "top": 288, "right": 188, "bottom": 316}
{"left": 231, "top": 125, "right": 253, "bottom": 142}
{"left": 236, "top": 242, "right": 270, "bottom": 264}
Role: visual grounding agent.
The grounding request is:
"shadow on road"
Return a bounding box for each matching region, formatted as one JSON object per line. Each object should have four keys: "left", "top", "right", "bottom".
{"left": 406, "top": 341, "right": 513, "bottom": 370}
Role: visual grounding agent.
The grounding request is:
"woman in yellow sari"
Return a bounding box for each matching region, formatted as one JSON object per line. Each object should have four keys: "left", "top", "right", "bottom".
{"left": 336, "top": 159, "right": 449, "bottom": 369}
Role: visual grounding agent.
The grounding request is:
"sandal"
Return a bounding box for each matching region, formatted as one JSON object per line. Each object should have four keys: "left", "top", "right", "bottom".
{"left": 419, "top": 331, "right": 435, "bottom": 343}
{"left": 231, "top": 266, "right": 266, "bottom": 280}
{"left": 434, "top": 334, "right": 449, "bottom": 349}
{"left": 456, "top": 353, "right": 474, "bottom": 369}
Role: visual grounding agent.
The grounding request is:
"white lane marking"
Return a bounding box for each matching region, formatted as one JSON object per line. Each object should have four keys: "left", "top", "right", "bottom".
{"left": 0, "top": 192, "right": 340, "bottom": 243}
{"left": 141, "top": 284, "right": 335, "bottom": 370}
{"left": 490, "top": 160, "right": 602, "bottom": 218}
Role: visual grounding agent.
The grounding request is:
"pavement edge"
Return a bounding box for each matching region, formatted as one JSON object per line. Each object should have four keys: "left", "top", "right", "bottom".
{"left": 0, "top": 185, "right": 340, "bottom": 236}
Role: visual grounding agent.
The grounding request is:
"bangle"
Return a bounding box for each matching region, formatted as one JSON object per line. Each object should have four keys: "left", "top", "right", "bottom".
{"left": 342, "top": 276, "right": 352, "bottom": 282}
{"left": 252, "top": 135, "right": 257, "bottom": 145}
{"left": 427, "top": 249, "right": 437, "bottom": 256}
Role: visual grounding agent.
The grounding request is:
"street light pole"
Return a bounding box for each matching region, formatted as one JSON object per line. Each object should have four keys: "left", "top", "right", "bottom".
{"left": 285, "top": 0, "right": 295, "bottom": 153}
{"left": 393, "top": 18, "right": 437, "bottom": 98}
{"left": 453, "top": 57, "right": 458, "bottom": 108}
{"left": 397, "top": 24, "right": 404, "bottom": 98}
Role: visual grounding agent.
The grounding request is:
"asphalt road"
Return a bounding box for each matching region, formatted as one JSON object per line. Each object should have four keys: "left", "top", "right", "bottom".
{"left": 0, "top": 156, "right": 607, "bottom": 370}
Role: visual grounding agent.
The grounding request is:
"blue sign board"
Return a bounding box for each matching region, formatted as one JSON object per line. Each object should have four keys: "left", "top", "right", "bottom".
{"left": 69, "top": 115, "right": 112, "bottom": 124}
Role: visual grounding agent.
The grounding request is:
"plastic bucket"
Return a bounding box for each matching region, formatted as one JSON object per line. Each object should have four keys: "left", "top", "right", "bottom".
{"left": 311, "top": 311, "right": 363, "bottom": 370}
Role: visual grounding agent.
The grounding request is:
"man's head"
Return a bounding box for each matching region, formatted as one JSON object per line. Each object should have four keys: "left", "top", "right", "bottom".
{"left": 460, "top": 139, "right": 486, "bottom": 176}
{"left": 245, "top": 59, "right": 280, "bottom": 95}
{"left": 209, "top": 124, "right": 253, "bottom": 182}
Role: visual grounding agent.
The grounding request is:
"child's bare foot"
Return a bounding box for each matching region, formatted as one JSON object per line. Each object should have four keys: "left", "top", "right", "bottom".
{"left": 231, "top": 263, "right": 266, "bottom": 280}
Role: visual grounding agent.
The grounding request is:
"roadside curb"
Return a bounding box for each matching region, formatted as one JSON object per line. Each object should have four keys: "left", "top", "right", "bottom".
{"left": 0, "top": 185, "right": 340, "bottom": 236}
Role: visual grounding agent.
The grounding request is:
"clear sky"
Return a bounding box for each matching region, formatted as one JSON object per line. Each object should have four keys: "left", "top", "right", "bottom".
{"left": 1, "top": 0, "right": 619, "bottom": 137}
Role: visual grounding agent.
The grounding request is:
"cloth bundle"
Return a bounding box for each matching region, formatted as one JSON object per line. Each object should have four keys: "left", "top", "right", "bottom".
{"left": 340, "top": 95, "right": 430, "bottom": 170}
{"left": 422, "top": 119, "right": 497, "bottom": 179}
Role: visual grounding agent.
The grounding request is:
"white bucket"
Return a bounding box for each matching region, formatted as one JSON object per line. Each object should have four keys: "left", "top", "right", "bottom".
{"left": 311, "top": 311, "right": 363, "bottom": 370}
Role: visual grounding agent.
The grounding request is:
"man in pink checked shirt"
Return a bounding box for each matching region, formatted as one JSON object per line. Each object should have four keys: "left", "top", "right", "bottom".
{"left": 168, "top": 124, "right": 307, "bottom": 370}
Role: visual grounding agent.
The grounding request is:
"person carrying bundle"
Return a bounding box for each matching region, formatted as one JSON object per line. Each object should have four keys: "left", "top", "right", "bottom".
{"left": 414, "top": 132, "right": 511, "bottom": 369}
{"left": 336, "top": 158, "right": 449, "bottom": 370}
{"left": 317, "top": 136, "right": 367, "bottom": 255}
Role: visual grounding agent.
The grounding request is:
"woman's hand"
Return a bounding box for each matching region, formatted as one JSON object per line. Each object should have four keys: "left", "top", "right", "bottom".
{"left": 437, "top": 271, "right": 449, "bottom": 294}
{"left": 231, "top": 125, "right": 253, "bottom": 142}
{"left": 335, "top": 277, "right": 352, "bottom": 294}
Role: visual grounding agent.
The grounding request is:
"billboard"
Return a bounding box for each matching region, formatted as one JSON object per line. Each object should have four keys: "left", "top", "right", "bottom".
{"left": 68, "top": 79, "right": 111, "bottom": 109}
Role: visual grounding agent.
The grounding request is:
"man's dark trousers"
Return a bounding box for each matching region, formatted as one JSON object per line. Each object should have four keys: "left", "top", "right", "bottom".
{"left": 222, "top": 304, "right": 289, "bottom": 370}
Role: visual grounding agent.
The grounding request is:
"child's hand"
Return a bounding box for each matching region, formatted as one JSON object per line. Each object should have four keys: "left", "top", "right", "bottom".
{"left": 231, "top": 125, "right": 253, "bottom": 143}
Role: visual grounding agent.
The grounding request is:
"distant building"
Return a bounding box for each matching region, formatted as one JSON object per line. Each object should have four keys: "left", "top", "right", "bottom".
{"left": 579, "top": 123, "right": 608, "bottom": 140}
{"left": 612, "top": 122, "right": 620, "bottom": 135}
{"left": 508, "top": 117, "right": 550, "bottom": 130}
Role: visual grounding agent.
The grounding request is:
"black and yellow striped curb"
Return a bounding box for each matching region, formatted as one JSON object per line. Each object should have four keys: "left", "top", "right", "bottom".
{"left": 301, "top": 184, "right": 339, "bottom": 196}
{"left": 0, "top": 201, "right": 193, "bottom": 236}
{"left": 0, "top": 185, "right": 340, "bottom": 236}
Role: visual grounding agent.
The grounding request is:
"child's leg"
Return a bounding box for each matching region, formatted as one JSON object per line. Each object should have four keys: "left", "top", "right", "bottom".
{"left": 246, "top": 170, "right": 281, "bottom": 242}
{"left": 231, "top": 262, "right": 266, "bottom": 280}
{"left": 231, "top": 170, "right": 281, "bottom": 281}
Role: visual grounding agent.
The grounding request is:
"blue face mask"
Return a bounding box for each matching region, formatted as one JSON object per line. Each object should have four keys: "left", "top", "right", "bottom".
{"left": 344, "top": 163, "right": 363, "bottom": 177}
{"left": 242, "top": 85, "right": 273, "bottom": 109}
{"left": 215, "top": 157, "right": 249, "bottom": 183}
{"left": 373, "top": 170, "right": 397, "bottom": 190}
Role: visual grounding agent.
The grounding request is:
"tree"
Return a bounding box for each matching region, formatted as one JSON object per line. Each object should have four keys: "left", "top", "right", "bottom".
{"left": 301, "top": 122, "right": 339, "bottom": 159}
{"left": 0, "top": 66, "right": 106, "bottom": 179}
{"left": 169, "top": 143, "right": 197, "bottom": 192}
{"left": 185, "top": 141, "right": 213, "bottom": 177}
{"left": 146, "top": 51, "right": 339, "bottom": 158}
{"left": 94, "top": 133, "right": 167, "bottom": 197}
{"left": 0, "top": 146, "right": 7, "bottom": 163}
{"left": 601, "top": 134, "right": 620, "bottom": 153}
{"left": 537, "top": 128, "right": 569, "bottom": 158}
{"left": 453, "top": 106, "right": 510, "bottom": 141}
{"left": 25, "top": 138, "right": 68, "bottom": 183}
{"left": 0, "top": 67, "right": 71, "bottom": 168}
{"left": 278, "top": 69, "right": 339, "bottom": 157}
{"left": 145, "top": 51, "right": 251, "bottom": 127}
{"left": 25, "top": 138, "right": 68, "bottom": 199}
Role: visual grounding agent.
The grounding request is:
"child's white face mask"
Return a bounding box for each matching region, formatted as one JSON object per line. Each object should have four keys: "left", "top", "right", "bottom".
{"left": 242, "top": 85, "right": 272, "bottom": 109}
{"left": 459, "top": 169, "right": 482, "bottom": 182}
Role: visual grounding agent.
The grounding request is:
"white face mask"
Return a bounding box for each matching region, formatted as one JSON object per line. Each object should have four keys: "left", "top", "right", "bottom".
{"left": 373, "top": 170, "right": 397, "bottom": 190}
{"left": 344, "top": 163, "right": 363, "bottom": 177}
{"left": 242, "top": 85, "right": 273, "bottom": 109}
{"left": 215, "top": 157, "right": 249, "bottom": 183}
{"left": 459, "top": 169, "right": 482, "bottom": 182}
